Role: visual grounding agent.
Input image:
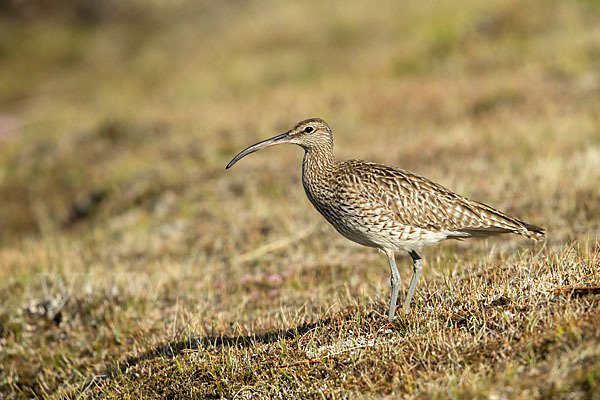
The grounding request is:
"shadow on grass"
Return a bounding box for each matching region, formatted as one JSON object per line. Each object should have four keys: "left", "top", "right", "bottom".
{"left": 108, "top": 315, "right": 345, "bottom": 378}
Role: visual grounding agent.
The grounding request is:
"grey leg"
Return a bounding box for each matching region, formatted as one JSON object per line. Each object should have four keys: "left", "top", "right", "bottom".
{"left": 403, "top": 251, "right": 424, "bottom": 313}
{"left": 385, "top": 250, "right": 401, "bottom": 321}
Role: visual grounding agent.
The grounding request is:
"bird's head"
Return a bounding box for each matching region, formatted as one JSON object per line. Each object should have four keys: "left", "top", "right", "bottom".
{"left": 225, "top": 118, "right": 333, "bottom": 169}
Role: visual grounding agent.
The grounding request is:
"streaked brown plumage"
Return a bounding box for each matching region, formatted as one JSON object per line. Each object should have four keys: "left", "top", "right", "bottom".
{"left": 226, "top": 118, "right": 545, "bottom": 320}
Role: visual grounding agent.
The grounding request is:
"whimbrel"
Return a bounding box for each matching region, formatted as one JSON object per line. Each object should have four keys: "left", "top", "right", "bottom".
{"left": 226, "top": 118, "right": 545, "bottom": 320}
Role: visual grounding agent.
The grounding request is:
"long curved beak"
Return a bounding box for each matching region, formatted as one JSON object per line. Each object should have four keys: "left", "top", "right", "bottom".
{"left": 225, "top": 132, "right": 291, "bottom": 169}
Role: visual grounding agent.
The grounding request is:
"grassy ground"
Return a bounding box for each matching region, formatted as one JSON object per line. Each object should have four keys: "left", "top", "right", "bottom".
{"left": 1, "top": 0, "right": 599, "bottom": 398}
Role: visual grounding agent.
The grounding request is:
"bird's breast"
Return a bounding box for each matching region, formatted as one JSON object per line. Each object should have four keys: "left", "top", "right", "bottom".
{"left": 301, "top": 173, "right": 381, "bottom": 248}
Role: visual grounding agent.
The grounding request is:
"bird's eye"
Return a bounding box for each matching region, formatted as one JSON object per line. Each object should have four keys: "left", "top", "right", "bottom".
{"left": 304, "top": 126, "right": 314, "bottom": 133}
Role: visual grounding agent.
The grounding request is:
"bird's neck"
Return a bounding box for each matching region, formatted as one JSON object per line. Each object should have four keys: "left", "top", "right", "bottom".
{"left": 302, "top": 145, "right": 336, "bottom": 187}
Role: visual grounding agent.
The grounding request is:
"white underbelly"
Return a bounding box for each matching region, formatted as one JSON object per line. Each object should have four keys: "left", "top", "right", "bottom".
{"left": 317, "top": 206, "right": 450, "bottom": 253}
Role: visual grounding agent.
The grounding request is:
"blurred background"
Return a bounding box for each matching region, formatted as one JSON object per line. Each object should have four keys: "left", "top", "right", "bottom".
{"left": 0, "top": 0, "right": 599, "bottom": 397}
{"left": 0, "top": 0, "right": 599, "bottom": 242}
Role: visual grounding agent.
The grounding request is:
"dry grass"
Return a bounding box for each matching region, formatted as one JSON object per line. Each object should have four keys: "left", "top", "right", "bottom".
{"left": 1, "top": 0, "right": 599, "bottom": 398}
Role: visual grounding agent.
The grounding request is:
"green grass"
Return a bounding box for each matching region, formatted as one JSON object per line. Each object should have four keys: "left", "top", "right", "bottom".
{"left": 1, "top": 0, "right": 599, "bottom": 398}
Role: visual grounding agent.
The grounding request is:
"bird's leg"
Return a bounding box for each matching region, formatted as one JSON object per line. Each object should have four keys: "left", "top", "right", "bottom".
{"left": 385, "top": 250, "right": 401, "bottom": 321}
{"left": 403, "top": 250, "right": 424, "bottom": 313}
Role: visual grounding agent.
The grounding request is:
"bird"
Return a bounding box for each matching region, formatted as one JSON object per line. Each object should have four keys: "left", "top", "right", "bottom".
{"left": 226, "top": 118, "right": 545, "bottom": 320}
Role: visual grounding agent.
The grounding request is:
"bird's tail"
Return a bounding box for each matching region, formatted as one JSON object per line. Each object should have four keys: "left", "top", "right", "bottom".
{"left": 457, "top": 198, "right": 546, "bottom": 240}
{"left": 518, "top": 222, "right": 545, "bottom": 240}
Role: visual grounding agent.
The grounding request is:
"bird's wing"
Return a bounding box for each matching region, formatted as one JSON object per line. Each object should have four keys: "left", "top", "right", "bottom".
{"left": 339, "top": 160, "right": 542, "bottom": 238}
